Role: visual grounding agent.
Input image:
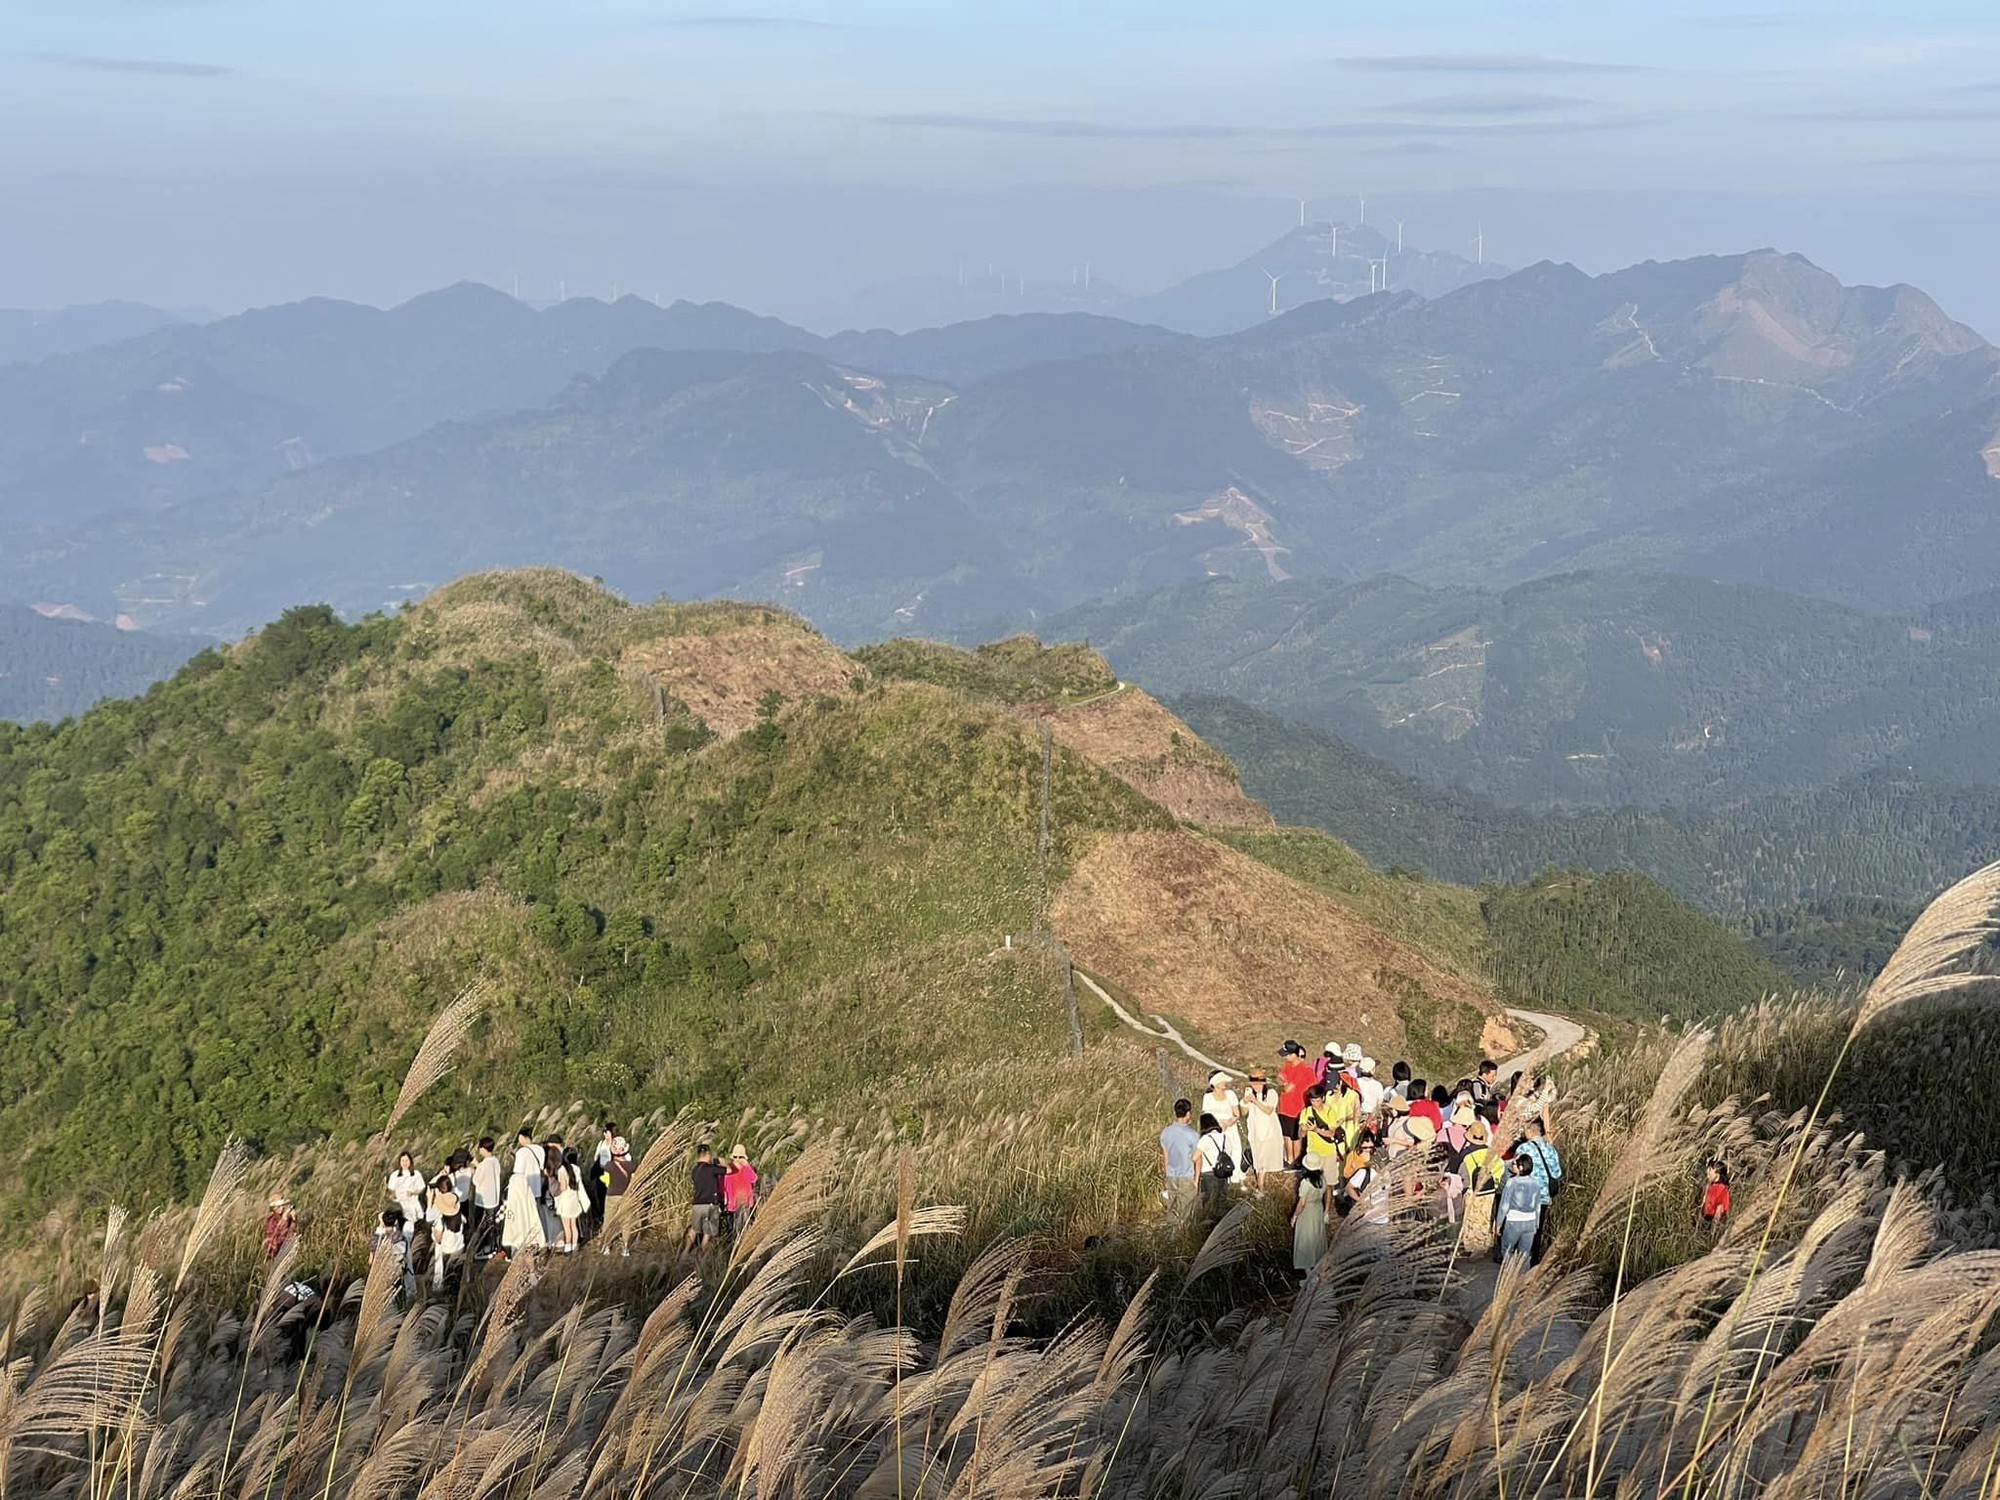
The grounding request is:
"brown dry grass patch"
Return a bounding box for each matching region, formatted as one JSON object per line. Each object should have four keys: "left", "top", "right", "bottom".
{"left": 1052, "top": 830, "right": 1497, "bottom": 1068}
{"left": 1038, "top": 689, "right": 1272, "bottom": 829}
{"left": 621, "top": 622, "right": 856, "bottom": 736}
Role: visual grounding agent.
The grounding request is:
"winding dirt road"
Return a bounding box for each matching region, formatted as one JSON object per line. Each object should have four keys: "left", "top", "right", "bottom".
{"left": 1496, "top": 1007, "right": 1592, "bottom": 1076}
{"left": 1072, "top": 967, "right": 1594, "bottom": 1081}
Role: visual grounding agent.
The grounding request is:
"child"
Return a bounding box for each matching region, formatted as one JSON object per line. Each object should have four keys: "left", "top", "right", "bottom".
{"left": 1701, "top": 1161, "right": 1732, "bottom": 1228}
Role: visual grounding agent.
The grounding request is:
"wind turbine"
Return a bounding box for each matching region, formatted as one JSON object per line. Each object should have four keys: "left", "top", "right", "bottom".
{"left": 1395, "top": 219, "right": 1405, "bottom": 254}
{"left": 1474, "top": 223, "right": 1485, "bottom": 265}
{"left": 1358, "top": 195, "right": 1366, "bottom": 225}
{"left": 1262, "top": 268, "right": 1284, "bottom": 317}
{"left": 1298, "top": 196, "right": 1308, "bottom": 227}
{"left": 1329, "top": 225, "right": 1338, "bottom": 258}
{"left": 1369, "top": 258, "right": 1389, "bottom": 293}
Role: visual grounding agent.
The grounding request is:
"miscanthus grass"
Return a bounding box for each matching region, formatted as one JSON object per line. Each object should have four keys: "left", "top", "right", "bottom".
{"left": 5, "top": 868, "right": 2000, "bottom": 1499}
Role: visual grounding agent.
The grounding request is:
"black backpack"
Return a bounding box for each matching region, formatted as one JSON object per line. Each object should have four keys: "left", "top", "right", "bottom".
{"left": 1206, "top": 1134, "right": 1235, "bottom": 1181}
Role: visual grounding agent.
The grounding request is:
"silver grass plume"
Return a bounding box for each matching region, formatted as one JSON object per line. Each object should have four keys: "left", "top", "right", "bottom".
{"left": 175, "top": 1138, "right": 250, "bottom": 1293}
{"left": 1852, "top": 857, "right": 2000, "bottom": 1035}
{"left": 383, "top": 980, "right": 487, "bottom": 1137}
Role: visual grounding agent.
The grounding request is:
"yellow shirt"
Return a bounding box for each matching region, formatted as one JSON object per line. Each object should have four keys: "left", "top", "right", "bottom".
{"left": 1301, "top": 1103, "right": 1344, "bottom": 1166}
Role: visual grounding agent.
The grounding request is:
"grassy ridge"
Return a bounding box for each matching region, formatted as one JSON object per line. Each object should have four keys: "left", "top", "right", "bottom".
{"left": 0, "top": 573, "right": 1166, "bottom": 1203}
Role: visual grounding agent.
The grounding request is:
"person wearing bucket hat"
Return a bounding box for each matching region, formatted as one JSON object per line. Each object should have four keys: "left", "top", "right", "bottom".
{"left": 723, "top": 1144, "right": 758, "bottom": 1233}
{"left": 262, "top": 1193, "right": 298, "bottom": 1259}
{"left": 1200, "top": 1070, "right": 1243, "bottom": 1183}
{"left": 1339, "top": 1043, "right": 1365, "bottom": 1093}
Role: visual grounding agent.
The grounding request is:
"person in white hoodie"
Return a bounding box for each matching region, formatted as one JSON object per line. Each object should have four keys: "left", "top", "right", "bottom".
{"left": 470, "top": 1137, "right": 504, "bottom": 1258}
{"left": 1355, "top": 1058, "right": 1385, "bottom": 1121}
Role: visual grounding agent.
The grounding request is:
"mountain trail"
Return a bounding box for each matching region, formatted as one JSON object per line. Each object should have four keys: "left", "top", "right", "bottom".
{"left": 1075, "top": 968, "right": 1592, "bottom": 1086}
{"left": 1495, "top": 1007, "right": 1592, "bottom": 1077}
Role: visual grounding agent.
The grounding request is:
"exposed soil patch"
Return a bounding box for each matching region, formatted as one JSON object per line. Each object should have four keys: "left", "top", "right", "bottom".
{"left": 1054, "top": 830, "right": 1498, "bottom": 1069}
{"left": 1037, "top": 689, "right": 1272, "bottom": 829}
{"left": 622, "top": 623, "right": 855, "bottom": 737}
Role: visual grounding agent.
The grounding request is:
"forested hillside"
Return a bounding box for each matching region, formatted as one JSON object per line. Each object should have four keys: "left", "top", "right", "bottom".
{"left": 1053, "top": 571, "right": 2000, "bottom": 810}
{"left": 0, "top": 577, "right": 1792, "bottom": 1210}
{"left": 0, "top": 574, "right": 1180, "bottom": 1203}
{"left": 0, "top": 605, "right": 195, "bottom": 723}
{"left": 1180, "top": 695, "right": 2000, "bottom": 917}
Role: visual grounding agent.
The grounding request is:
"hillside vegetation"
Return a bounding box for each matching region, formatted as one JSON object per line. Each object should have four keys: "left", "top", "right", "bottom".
{"left": 0, "top": 580, "right": 1800, "bottom": 1212}
{"left": 1054, "top": 570, "right": 2000, "bottom": 811}
{"left": 0, "top": 573, "right": 1186, "bottom": 1203}
{"left": 0, "top": 581, "right": 1507, "bottom": 1209}
{"left": 0, "top": 605, "right": 196, "bottom": 723}
{"left": 1180, "top": 694, "right": 2000, "bottom": 919}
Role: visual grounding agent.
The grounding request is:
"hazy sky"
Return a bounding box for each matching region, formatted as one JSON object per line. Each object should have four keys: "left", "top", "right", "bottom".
{"left": 9, "top": 1, "right": 2000, "bottom": 330}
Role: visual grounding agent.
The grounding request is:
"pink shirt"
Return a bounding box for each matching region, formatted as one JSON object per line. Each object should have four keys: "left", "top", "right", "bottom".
{"left": 723, "top": 1163, "right": 758, "bottom": 1212}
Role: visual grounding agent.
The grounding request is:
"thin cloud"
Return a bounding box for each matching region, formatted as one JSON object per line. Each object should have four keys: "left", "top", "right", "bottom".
{"left": 655, "top": 13, "right": 846, "bottom": 28}
{"left": 1869, "top": 152, "right": 2000, "bottom": 166}
{"left": 1356, "top": 141, "right": 1462, "bottom": 156}
{"left": 1338, "top": 52, "right": 1647, "bottom": 74}
{"left": 38, "top": 51, "right": 231, "bottom": 76}
{"left": 1366, "top": 92, "right": 1593, "bottom": 117}
{"left": 869, "top": 112, "right": 1653, "bottom": 140}
{"left": 1782, "top": 104, "right": 2000, "bottom": 121}
{"left": 1694, "top": 12, "right": 1806, "bottom": 27}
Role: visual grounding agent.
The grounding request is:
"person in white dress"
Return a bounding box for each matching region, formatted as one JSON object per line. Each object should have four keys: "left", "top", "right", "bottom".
{"left": 1200, "top": 1072, "right": 1243, "bottom": 1181}
{"left": 502, "top": 1128, "right": 547, "bottom": 1256}
{"left": 552, "top": 1151, "right": 588, "bottom": 1252}
{"left": 1241, "top": 1068, "right": 1286, "bottom": 1184}
{"left": 386, "top": 1153, "right": 426, "bottom": 1226}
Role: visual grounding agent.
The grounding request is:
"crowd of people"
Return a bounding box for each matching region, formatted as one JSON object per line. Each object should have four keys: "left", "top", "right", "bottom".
{"left": 259, "top": 1120, "right": 762, "bottom": 1297}
{"left": 1160, "top": 1040, "right": 1569, "bottom": 1273}
{"left": 1163, "top": 1039, "right": 1735, "bottom": 1276}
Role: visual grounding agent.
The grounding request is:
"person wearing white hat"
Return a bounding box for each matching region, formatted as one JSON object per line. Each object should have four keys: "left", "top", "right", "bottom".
{"left": 1200, "top": 1070, "right": 1243, "bottom": 1183}
{"left": 1356, "top": 1057, "right": 1385, "bottom": 1120}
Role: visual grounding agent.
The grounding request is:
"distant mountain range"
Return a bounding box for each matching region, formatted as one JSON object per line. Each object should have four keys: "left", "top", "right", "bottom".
{"left": 4, "top": 247, "right": 1999, "bottom": 640}
{"left": 842, "top": 219, "right": 1504, "bottom": 337}
{"left": 0, "top": 301, "right": 201, "bottom": 368}
{"left": 0, "top": 605, "right": 197, "bottom": 724}
{"left": 1048, "top": 570, "right": 2000, "bottom": 811}
{"left": 1177, "top": 692, "right": 2000, "bottom": 919}
{"left": 1119, "top": 218, "right": 1504, "bottom": 336}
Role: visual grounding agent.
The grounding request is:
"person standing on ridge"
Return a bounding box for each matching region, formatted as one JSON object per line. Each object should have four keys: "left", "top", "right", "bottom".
{"left": 1242, "top": 1068, "right": 1285, "bottom": 1185}
{"left": 387, "top": 1152, "right": 426, "bottom": 1227}
{"left": 262, "top": 1194, "right": 298, "bottom": 1259}
{"left": 470, "top": 1137, "right": 503, "bottom": 1257}
{"left": 724, "top": 1144, "right": 759, "bottom": 1233}
{"left": 590, "top": 1121, "right": 617, "bottom": 1233}
{"left": 1355, "top": 1057, "right": 1385, "bottom": 1122}
{"left": 1160, "top": 1099, "right": 1199, "bottom": 1220}
{"left": 1701, "top": 1160, "right": 1731, "bottom": 1230}
{"left": 1200, "top": 1071, "right": 1243, "bottom": 1183}
{"left": 1277, "top": 1042, "right": 1315, "bottom": 1167}
{"left": 1194, "top": 1111, "right": 1233, "bottom": 1205}
{"left": 551, "top": 1150, "right": 587, "bottom": 1253}
{"left": 1499, "top": 1154, "right": 1548, "bottom": 1265}
{"left": 688, "top": 1143, "right": 726, "bottom": 1249}
{"left": 501, "top": 1128, "right": 547, "bottom": 1259}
